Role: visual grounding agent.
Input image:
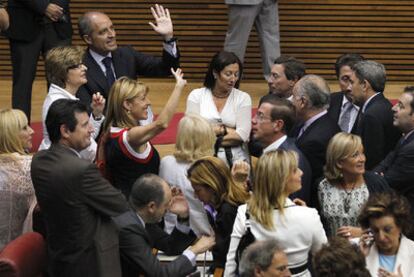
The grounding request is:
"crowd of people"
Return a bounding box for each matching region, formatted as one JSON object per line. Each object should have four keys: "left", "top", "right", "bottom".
{"left": 1, "top": 2, "right": 414, "bottom": 277}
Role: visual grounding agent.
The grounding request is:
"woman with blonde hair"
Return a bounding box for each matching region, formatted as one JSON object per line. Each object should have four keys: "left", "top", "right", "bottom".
{"left": 318, "top": 132, "right": 389, "bottom": 238}
{"left": 187, "top": 156, "right": 249, "bottom": 271}
{"left": 102, "top": 68, "right": 186, "bottom": 198}
{"left": 40, "top": 45, "right": 105, "bottom": 161}
{"left": 0, "top": 109, "right": 37, "bottom": 248}
{"left": 225, "top": 150, "right": 327, "bottom": 277}
{"left": 159, "top": 114, "right": 216, "bottom": 236}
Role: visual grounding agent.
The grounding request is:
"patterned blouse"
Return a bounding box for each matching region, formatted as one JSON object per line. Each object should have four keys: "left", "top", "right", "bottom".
{"left": 318, "top": 178, "right": 369, "bottom": 237}
{"left": 0, "top": 153, "right": 36, "bottom": 249}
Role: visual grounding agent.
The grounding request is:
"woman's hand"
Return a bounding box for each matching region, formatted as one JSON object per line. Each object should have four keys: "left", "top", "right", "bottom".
{"left": 169, "top": 187, "right": 189, "bottom": 219}
{"left": 91, "top": 92, "right": 105, "bottom": 119}
{"left": 378, "top": 265, "right": 403, "bottom": 277}
{"left": 171, "top": 68, "right": 187, "bottom": 88}
{"left": 337, "top": 226, "right": 362, "bottom": 239}
{"left": 359, "top": 228, "right": 374, "bottom": 257}
{"left": 293, "top": 198, "right": 307, "bottom": 206}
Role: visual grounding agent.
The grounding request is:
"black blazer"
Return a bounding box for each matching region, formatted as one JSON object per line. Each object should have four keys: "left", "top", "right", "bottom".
{"left": 6, "top": 0, "right": 72, "bottom": 42}
{"left": 327, "top": 91, "right": 344, "bottom": 123}
{"left": 77, "top": 46, "right": 180, "bottom": 105}
{"left": 291, "top": 113, "right": 341, "bottom": 184}
{"left": 352, "top": 93, "right": 401, "bottom": 170}
{"left": 374, "top": 132, "right": 414, "bottom": 208}
{"left": 112, "top": 210, "right": 196, "bottom": 277}
{"left": 279, "top": 138, "right": 313, "bottom": 204}
{"left": 31, "top": 144, "right": 129, "bottom": 277}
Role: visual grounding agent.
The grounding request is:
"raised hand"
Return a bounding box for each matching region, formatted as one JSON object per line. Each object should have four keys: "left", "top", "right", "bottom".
{"left": 359, "top": 228, "right": 374, "bottom": 257}
{"left": 171, "top": 68, "right": 187, "bottom": 88}
{"left": 148, "top": 4, "right": 173, "bottom": 40}
{"left": 169, "top": 187, "right": 189, "bottom": 219}
{"left": 91, "top": 92, "right": 105, "bottom": 119}
{"left": 231, "top": 160, "right": 250, "bottom": 184}
{"left": 336, "top": 225, "right": 362, "bottom": 239}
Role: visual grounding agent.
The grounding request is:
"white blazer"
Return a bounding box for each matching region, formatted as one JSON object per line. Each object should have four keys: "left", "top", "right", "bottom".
{"left": 366, "top": 235, "right": 414, "bottom": 277}
{"left": 224, "top": 199, "right": 327, "bottom": 277}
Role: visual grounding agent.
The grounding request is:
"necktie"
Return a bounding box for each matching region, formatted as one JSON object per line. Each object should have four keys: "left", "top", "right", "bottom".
{"left": 338, "top": 101, "right": 353, "bottom": 132}
{"left": 102, "top": 57, "right": 116, "bottom": 88}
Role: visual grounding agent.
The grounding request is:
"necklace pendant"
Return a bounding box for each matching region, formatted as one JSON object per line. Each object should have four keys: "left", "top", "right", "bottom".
{"left": 344, "top": 198, "right": 350, "bottom": 213}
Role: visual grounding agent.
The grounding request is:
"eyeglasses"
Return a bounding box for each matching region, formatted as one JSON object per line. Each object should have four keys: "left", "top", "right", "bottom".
{"left": 254, "top": 112, "right": 272, "bottom": 122}
{"left": 67, "top": 63, "right": 84, "bottom": 71}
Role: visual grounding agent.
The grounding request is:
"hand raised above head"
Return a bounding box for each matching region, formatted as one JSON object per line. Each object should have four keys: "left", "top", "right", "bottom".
{"left": 171, "top": 68, "right": 187, "bottom": 88}
{"left": 148, "top": 4, "right": 173, "bottom": 40}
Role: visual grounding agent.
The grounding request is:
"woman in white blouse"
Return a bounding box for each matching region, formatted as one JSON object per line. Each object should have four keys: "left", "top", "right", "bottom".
{"left": 224, "top": 150, "right": 327, "bottom": 277}
{"left": 159, "top": 114, "right": 215, "bottom": 236}
{"left": 39, "top": 46, "right": 105, "bottom": 161}
{"left": 186, "top": 51, "right": 252, "bottom": 166}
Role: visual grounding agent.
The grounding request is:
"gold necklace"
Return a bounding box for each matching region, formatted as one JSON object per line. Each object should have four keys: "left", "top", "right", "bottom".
{"left": 212, "top": 90, "right": 231, "bottom": 99}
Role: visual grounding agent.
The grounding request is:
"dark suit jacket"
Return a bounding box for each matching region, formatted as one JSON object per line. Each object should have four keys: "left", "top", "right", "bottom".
{"left": 353, "top": 93, "right": 401, "bottom": 170}
{"left": 77, "top": 46, "right": 180, "bottom": 105}
{"left": 6, "top": 0, "right": 72, "bottom": 42}
{"left": 291, "top": 113, "right": 341, "bottom": 206}
{"left": 279, "top": 138, "right": 313, "bottom": 204}
{"left": 31, "top": 144, "right": 129, "bottom": 277}
{"left": 374, "top": 132, "right": 414, "bottom": 212}
{"left": 327, "top": 91, "right": 344, "bottom": 123}
{"left": 112, "top": 210, "right": 196, "bottom": 277}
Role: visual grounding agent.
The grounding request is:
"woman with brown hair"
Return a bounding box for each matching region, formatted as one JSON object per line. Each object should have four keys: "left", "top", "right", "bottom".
{"left": 187, "top": 156, "right": 249, "bottom": 271}
{"left": 0, "top": 109, "right": 36, "bottom": 248}
{"left": 225, "top": 150, "right": 327, "bottom": 277}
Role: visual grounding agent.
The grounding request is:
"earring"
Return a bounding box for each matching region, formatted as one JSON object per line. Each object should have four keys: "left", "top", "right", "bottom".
{"left": 127, "top": 110, "right": 131, "bottom": 114}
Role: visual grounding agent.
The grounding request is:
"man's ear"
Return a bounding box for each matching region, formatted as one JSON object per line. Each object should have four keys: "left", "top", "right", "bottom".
{"left": 60, "top": 124, "right": 71, "bottom": 139}
{"left": 147, "top": 201, "right": 157, "bottom": 214}
{"left": 272, "top": 119, "right": 284, "bottom": 132}
{"left": 254, "top": 266, "right": 264, "bottom": 277}
{"left": 83, "top": 34, "right": 92, "bottom": 45}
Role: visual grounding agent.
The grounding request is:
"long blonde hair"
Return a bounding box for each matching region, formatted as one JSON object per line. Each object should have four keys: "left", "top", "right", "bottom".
{"left": 173, "top": 114, "right": 215, "bottom": 162}
{"left": 249, "top": 150, "right": 298, "bottom": 230}
{"left": 0, "top": 109, "right": 29, "bottom": 155}
{"left": 103, "top": 77, "right": 148, "bottom": 132}
{"left": 187, "top": 156, "right": 249, "bottom": 207}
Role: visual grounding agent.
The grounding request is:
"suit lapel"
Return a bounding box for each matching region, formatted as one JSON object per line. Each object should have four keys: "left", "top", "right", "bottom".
{"left": 84, "top": 50, "right": 109, "bottom": 95}
{"left": 296, "top": 115, "right": 325, "bottom": 144}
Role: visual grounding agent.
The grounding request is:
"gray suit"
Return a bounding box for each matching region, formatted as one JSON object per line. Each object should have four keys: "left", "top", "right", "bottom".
{"left": 31, "top": 144, "right": 129, "bottom": 277}
{"left": 224, "top": 0, "right": 280, "bottom": 78}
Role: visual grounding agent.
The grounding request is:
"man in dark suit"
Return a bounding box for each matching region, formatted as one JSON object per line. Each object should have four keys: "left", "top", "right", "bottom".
{"left": 374, "top": 86, "right": 414, "bottom": 219}
{"left": 77, "top": 5, "right": 179, "bottom": 124}
{"left": 251, "top": 94, "right": 312, "bottom": 204}
{"left": 290, "top": 75, "right": 341, "bottom": 203}
{"left": 348, "top": 60, "right": 401, "bottom": 169}
{"left": 6, "top": 0, "right": 72, "bottom": 121}
{"left": 113, "top": 174, "right": 215, "bottom": 277}
{"left": 31, "top": 99, "right": 129, "bottom": 277}
{"left": 327, "top": 53, "right": 364, "bottom": 132}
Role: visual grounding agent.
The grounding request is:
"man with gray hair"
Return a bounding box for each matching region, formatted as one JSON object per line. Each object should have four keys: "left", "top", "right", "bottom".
{"left": 239, "top": 239, "right": 291, "bottom": 277}
{"left": 348, "top": 60, "right": 401, "bottom": 169}
{"left": 112, "top": 173, "right": 215, "bottom": 277}
{"left": 290, "top": 75, "right": 340, "bottom": 204}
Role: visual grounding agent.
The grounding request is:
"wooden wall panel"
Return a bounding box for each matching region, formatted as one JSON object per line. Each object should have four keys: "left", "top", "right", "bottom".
{"left": 0, "top": 0, "right": 413, "bottom": 81}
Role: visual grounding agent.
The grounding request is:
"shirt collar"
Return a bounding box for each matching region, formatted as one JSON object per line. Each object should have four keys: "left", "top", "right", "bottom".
{"left": 263, "top": 135, "right": 287, "bottom": 153}
{"left": 49, "top": 84, "right": 78, "bottom": 100}
{"left": 302, "top": 110, "right": 327, "bottom": 131}
{"left": 89, "top": 48, "right": 112, "bottom": 64}
{"left": 362, "top": 92, "right": 380, "bottom": 113}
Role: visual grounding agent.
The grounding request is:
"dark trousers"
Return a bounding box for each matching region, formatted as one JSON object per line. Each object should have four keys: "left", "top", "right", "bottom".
{"left": 9, "top": 23, "right": 71, "bottom": 122}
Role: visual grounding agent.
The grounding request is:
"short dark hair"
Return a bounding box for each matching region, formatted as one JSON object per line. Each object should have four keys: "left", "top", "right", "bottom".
{"left": 313, "top": 237, "right": 370, "bottom": 277}
{"left": 351, "top": 60, "right": 386, "bottom": 93}
{"left": 334, "top": 53, "right": 365, "bottom": 78}
{"left": 358, "top": 192, "right": 412, "bottom": 236}
{"left": 274, "top": 55, "right": 306, "bottom": 81}
{"left": 239, "top": 239, "right": 284, "bottom": 277}
{"left": 46, "top": 99, "right": 89, "bottom": 144}
{"left": 204, "top": 51, "right": 243, "bottom": 90}
{"left": 129, "top": 174, "right": 165, "bottom": 209}
{"left": 259, "top": 94, "right": 296, "bottom": 133}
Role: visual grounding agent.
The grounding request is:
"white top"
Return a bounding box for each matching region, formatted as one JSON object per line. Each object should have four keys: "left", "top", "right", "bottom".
{"left": 186, "top": 87, "right": 252, "bottom": 163}
{"left": 159, "top": 155, "right": 212, "bottom": 236}
{"left": 224, "top": 199, "right": 327, "bottom": 277}
{"left": 365, "top": 235, "right": 414, "bottom": 277}
{"left": 39, "top": 84, "right": 103, "bottom": 161}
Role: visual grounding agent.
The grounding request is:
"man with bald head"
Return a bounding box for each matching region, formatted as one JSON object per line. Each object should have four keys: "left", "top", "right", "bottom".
{"left": 77, "top": 5, "right": 179, "bottom": 124}
{"left": 290, "top": 75, "right": 340, "bottom": 204}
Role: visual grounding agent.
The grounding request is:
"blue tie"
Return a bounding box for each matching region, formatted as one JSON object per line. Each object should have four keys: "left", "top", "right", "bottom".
{"left": 102, "top": 57, "right": 116, "bottom": 88}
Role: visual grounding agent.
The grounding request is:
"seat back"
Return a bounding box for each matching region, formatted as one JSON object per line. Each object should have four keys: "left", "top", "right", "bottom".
{"left": 0, "top": 232, "right": 47, "bottom": 277}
